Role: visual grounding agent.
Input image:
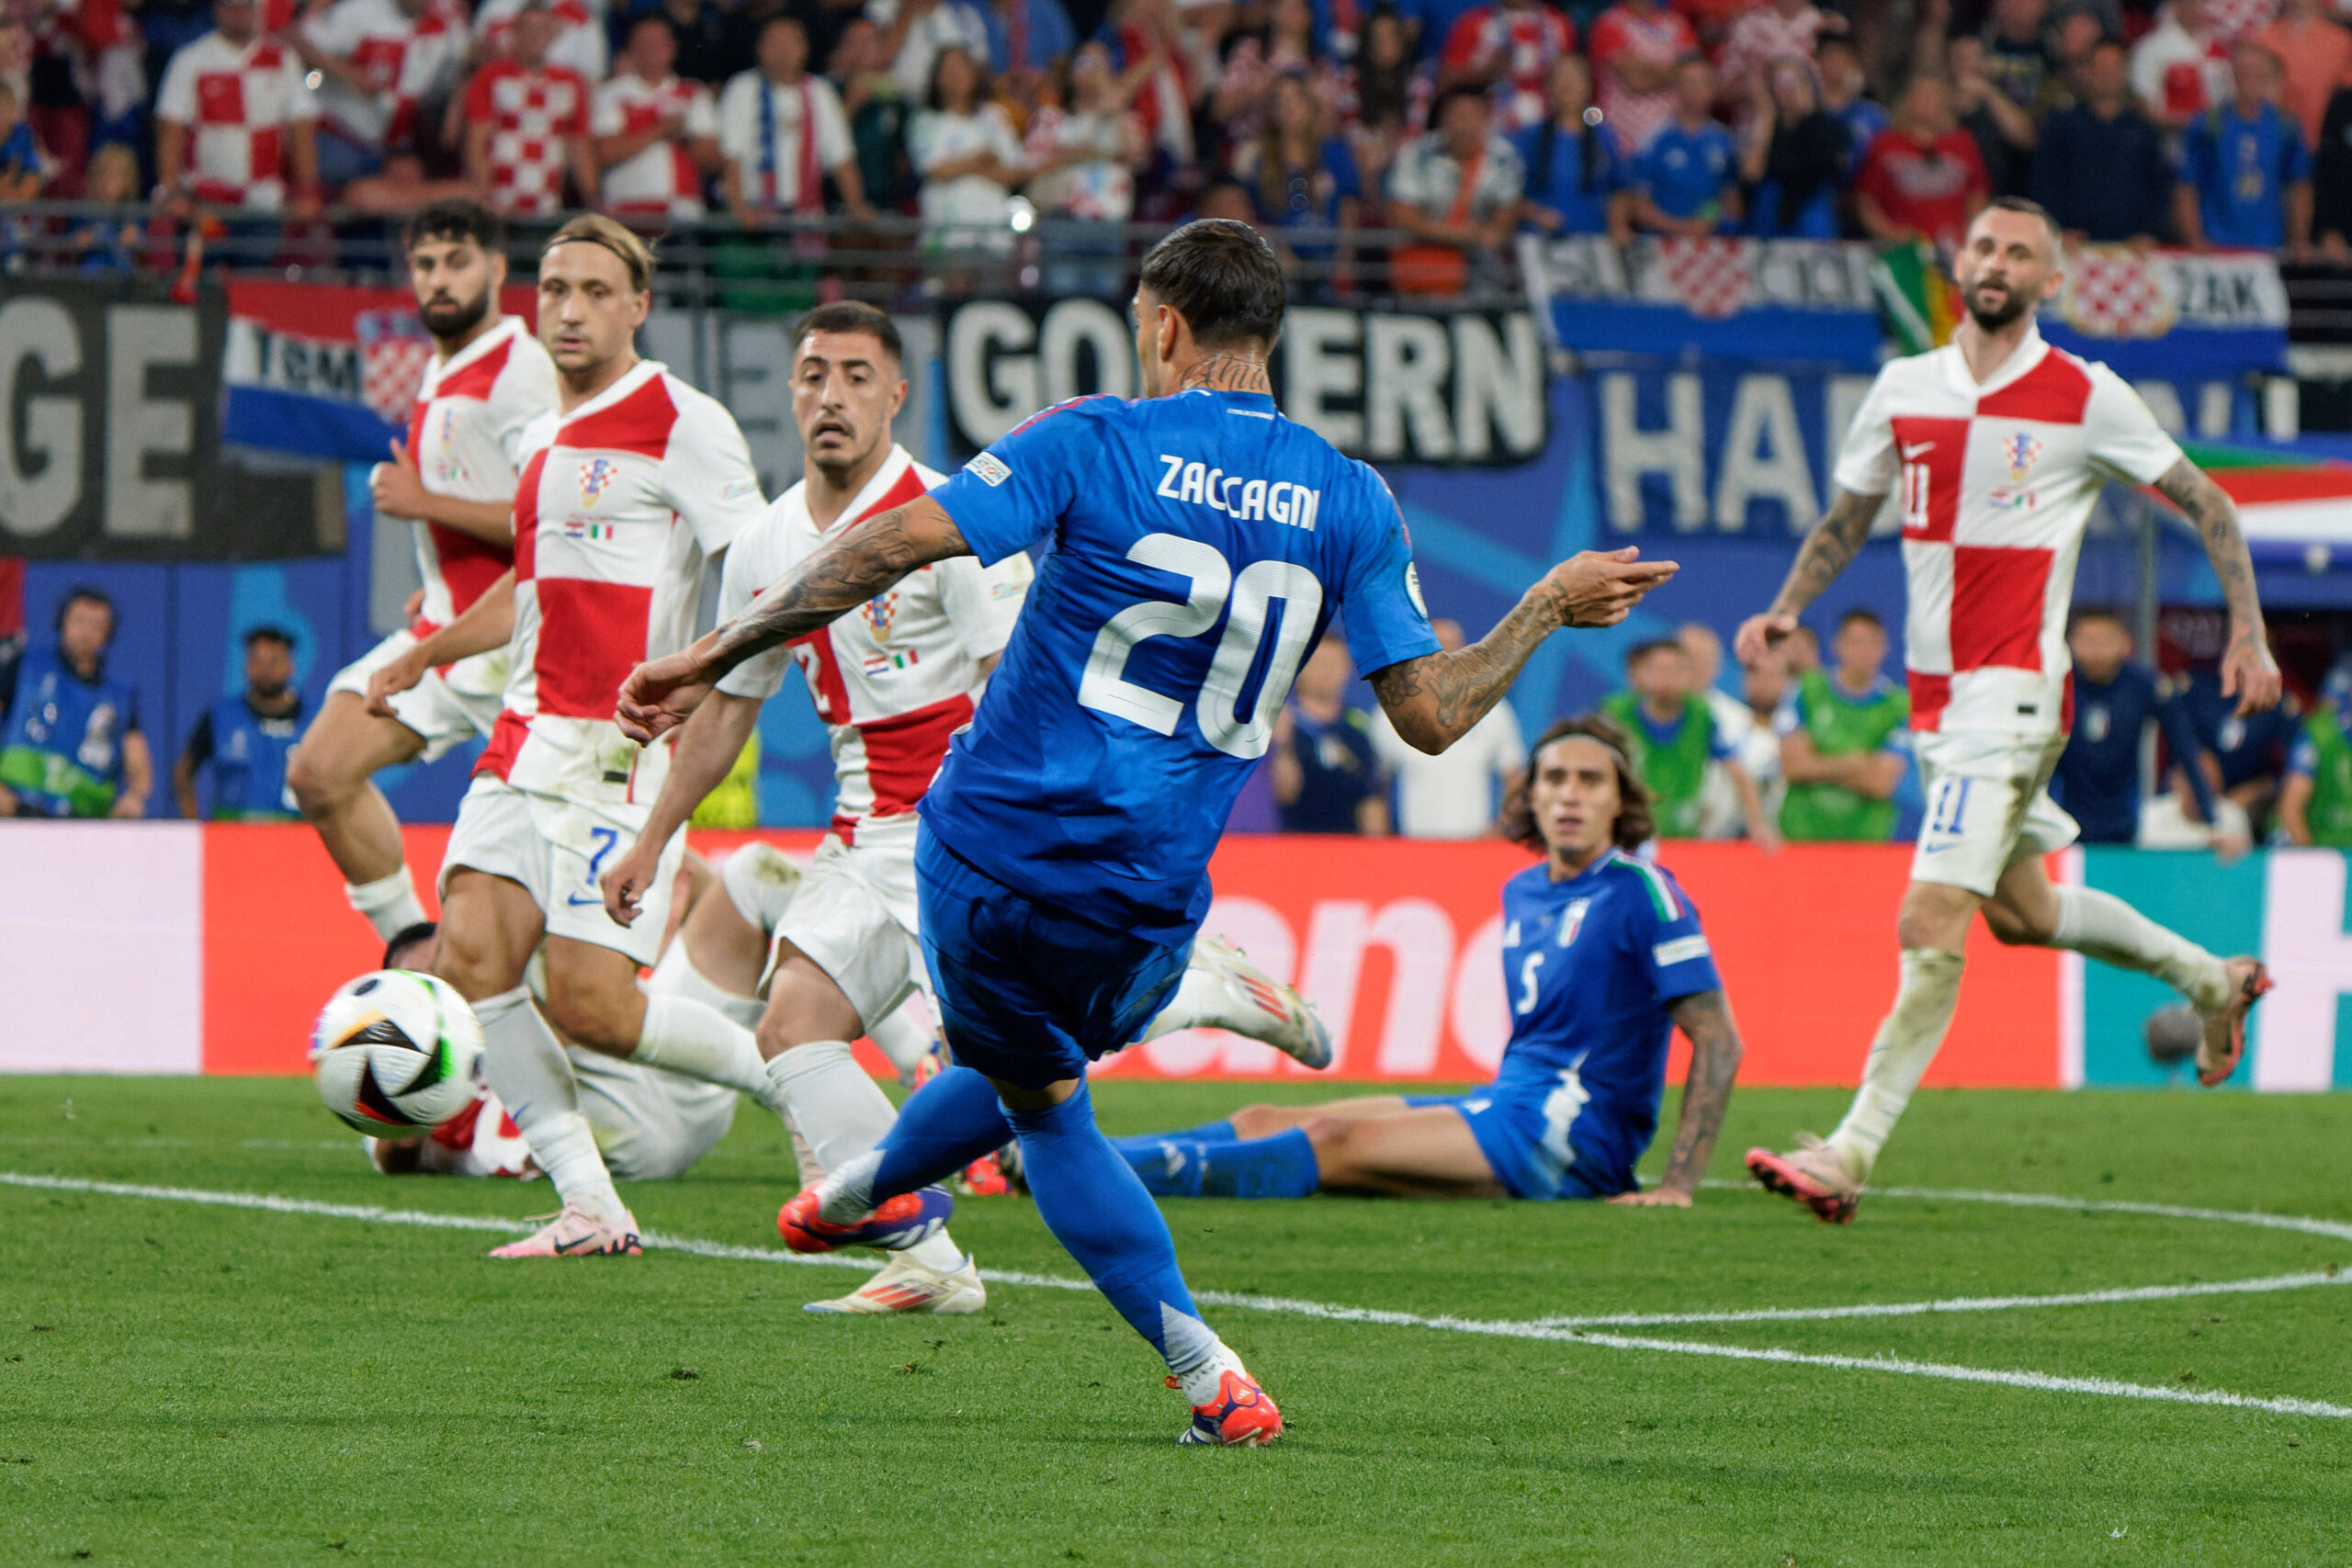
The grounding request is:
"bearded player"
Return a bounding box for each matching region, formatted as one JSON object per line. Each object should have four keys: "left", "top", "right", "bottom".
{"left": 288, "top": 199, "right": 557, "bottom": 943}
{"left": 374, "top": 215, "right": 776, "bottom": 1259}
{"left": 616, "top": 221, "right": 1675, "bottom": 1445}
{"left": 600, "top": 300, "right": 1343, "bottom": 1314}
{"left": 1738, "top": 197, "right": 2279, "bottom": 1224}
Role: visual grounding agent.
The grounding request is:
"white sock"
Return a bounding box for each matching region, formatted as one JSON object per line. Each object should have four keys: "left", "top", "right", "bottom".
{"left": 2051, "top": 886, "right": 2232, "bottom": 1009}
{"left": 1159, "top": 1303, "right": 1249, "bottom": 1404}
{"left": 866, "top": 1003, "right": 937, "bottom": 1084}
{"left": 903, "top": 1235, "right": 968, "bottom": 1273}
{"left": 1137, "top": 964, "right": 1230, "bottom": 1043}
{"left": 789, "top": 1124, "right": 827, "bottom": 1187}
{"left": 764, "top": 1041, "right": 899, "bottom": 1176}
{"left": 645, "top": 940, "right": 763, "bottom": 1032}
{"left": 475, "top": 986, "right": 622, "bottom": 1219}
{"left": 1826, "top": 948, "right": 1966, "bottom": 1183}
{"left": 815, "top": 1149, "right": 882, "bottom": 1223}
{"left": 634, "top": 993, "right": 774, "bottom": 1100}
{"left": 348, "top": 868, "right": 427, "bottom": 943}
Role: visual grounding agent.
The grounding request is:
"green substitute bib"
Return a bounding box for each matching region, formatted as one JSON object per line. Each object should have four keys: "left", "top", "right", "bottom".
{"left": 1600, "top": 692, "right": 1715, "bottom": 839}
{"left": 2300, "top": 712, "right": 2352, "bottom": 848}
{"left": 1780, "top": 670, "right": 1908, "bottom": 842}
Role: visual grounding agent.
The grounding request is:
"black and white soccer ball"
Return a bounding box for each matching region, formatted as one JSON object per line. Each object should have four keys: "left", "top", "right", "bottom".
{"left": 311, "top": 971, "right": 484, "bottom": 1135}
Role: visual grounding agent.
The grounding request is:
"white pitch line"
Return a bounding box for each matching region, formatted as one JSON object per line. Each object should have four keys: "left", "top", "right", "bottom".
{"left": 8, "top": 1169, "right": 2349, "bottom": 1419}
{"left": 1701, "top": 1179, "right": 2352, "bottom": 1246}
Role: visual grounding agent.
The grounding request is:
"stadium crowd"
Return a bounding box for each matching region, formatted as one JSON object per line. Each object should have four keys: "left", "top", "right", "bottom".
{"left": 13, "top": 0, "right": 2352, "bottom": 276}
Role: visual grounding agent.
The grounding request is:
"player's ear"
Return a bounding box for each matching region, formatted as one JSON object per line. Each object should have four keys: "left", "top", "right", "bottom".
{"left": 888, "top": 376, "right": 909, "bottom": 420}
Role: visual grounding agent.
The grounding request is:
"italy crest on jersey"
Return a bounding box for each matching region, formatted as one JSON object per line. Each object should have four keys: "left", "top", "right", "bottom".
{"left": 578, "top": 457, "right": 617, "bottom": 507}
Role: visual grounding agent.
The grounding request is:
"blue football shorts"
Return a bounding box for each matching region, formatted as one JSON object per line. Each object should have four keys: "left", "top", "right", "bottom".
{"left": 1404, "top": 1075, "right": 1634, "bottom": 1201}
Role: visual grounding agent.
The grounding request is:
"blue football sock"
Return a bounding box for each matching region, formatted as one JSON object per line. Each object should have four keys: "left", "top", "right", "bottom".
{"left": 871, "top": 1064, "right": 1013, "bottom": 1198}
{"left": 1180, "top": 1119, "right": 1239, "bottom": 1144}
{"left": 1199, "top": 1129, "right": 1320, "bottom": 1199}
{"left": 1010, "top": 1082, "right": 1214, "bottom": 1369}
{"left": 1112, "top": 1134, "right": 1209, "bottom": 1197}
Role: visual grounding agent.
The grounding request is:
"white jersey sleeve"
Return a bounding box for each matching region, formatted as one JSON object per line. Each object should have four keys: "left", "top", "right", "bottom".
{"left": 155, "top": 46, "right": 198, "bottom": 124}
{"left": 714, "top": 526, "right": 792, "bottom": 703}
{"left": 683, "top": 82, "right": 718, "bottom": 140}
{"left": 2082, "top": 361, "right": 2185, "bottom": 485}
{"left": 662, "top": 389, "right": 767, "bottom": 555}
{"left": 1830, "top": 363, "right": 1900, "bottom": 498}
{"left": 714, "top": 72, "right": 756, "bottom": 163}
{"left": 933, "top": 549, "right": 1032, "bottom": 664}
{"left": 490, "top": 334, "right": 560, "bottom": 472}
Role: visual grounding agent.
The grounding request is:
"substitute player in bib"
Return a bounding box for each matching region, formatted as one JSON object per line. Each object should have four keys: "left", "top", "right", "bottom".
{"left": 1102, "top": 716, "right": 1746, "bottom": 1207}
{"left": 1738, "top": 197, "right": 2281, "bottom": 1224}
{"left": 378, "top": 215, "right": 774, "bottom": 1258}
{"left": 288, "top": 200, "right": 556, "bottom": 943}
{"left": 615, "top": 221, "right": 1677, "bottom": 1445}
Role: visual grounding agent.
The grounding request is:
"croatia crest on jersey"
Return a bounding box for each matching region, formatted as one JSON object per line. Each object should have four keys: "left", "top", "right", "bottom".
{"left": 861, "top": 590, "right": 899, "bottom": 640}
{"left": 1992, "top": 431, "right": 2044, "bottom": 510}
{"left": 578, "top": 457, "right": 617, "bottom": 506}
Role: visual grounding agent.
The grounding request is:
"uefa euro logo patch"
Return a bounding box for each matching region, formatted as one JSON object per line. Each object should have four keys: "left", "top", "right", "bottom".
{"left": 578, "top": 457, "right": 617, "bottom": 506}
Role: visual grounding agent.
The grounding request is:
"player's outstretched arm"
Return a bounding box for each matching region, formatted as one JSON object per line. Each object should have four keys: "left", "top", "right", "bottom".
{"left": 1369, "top": 547, "right": 1679, "bottom": 755}
{"left": 2152, "top": 458, "right": 2282, "bottom": 716}
{"left": 616, "top": 495, "right": 969, "bottom": 744}
{"left": 366, "top": 570, "right": 517, "bottom": 717}
{"left": 1733, "top": 488, "right": 1884, "bottom": 666}
{"left": 601, "top": 690, "right": 763, "bottom": 926}
{"left": 1610, "top": 988, "right": 1745, "bottom": 1208}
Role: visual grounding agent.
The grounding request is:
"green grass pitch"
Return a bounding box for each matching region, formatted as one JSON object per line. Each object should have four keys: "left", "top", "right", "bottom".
{"left": 5, "top": 1074, "right": 2349, "bottom": 1566}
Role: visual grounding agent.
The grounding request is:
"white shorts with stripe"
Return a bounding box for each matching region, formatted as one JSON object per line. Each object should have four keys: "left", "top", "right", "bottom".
{"left": 1908, "top": 730, "right": 2079, "bottom": 897}
{"left": 327, "top": 629, "right": 509, "bottom": 763}
{"left": 761, "top": 821, "right": 925, "bottom": 1031}
{"left": 439, "top": 776, "right": 684, "bottom": 967}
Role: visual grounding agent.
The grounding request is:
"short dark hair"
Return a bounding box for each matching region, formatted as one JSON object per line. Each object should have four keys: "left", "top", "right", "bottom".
{"left": 2072, "top": 606, "right": 2129, "bottom": 631}
{"left": 1982, "top": 193, "right": 2062, "bottom": 246}
{"left": 383, "top": 921, "right": 439, "bottom": 972}
{"left": 243, "top": 625, "right": 295, "bottom": 650}
{"left": 1433, "top": 83, "right": 1489, "bottom": 122}
{"left": 1838, "top": 606, "right": 1885, "bottom": 633}
{"left": 1500, "top": 715, "right": 1656, "bottom": 853}
{"left": 757, "top": 12, "right": 806, "bottom": 46}
{"left": 57, "top": 585, "right": 113, "bottom": 635}
{"left": 793, "top": 300, "right": 902, "bottom": 366}
{"left": 1137, "top": 220, "right": 1285, "bottom": 352}
{"left": 404, "top": 198, "right": 503, "bottom": 256}
{"left": 925, "top": 44, "right": 989, "bottom": 110}
{"left": 1625, "top": 637, "right": 1685, "bottom": 669}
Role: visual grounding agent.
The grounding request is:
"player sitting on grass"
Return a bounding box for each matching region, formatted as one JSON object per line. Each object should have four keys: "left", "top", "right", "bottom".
{"left": 1101, "top": 716, "right": 1745, "bottom": 1205}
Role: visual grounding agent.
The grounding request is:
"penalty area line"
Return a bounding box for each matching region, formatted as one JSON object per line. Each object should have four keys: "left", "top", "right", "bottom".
{"left": 8, "top": 1169, "right": 2348, "bottom": 1419}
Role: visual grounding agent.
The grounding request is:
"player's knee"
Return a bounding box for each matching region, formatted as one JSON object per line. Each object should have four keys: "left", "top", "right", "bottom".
{"left": 1228, "top": 1103, "right": 1286, "bottom": 1138}
{"left": 544, "top": 986, "right": 636, "bottom": 1055}
{"left": 754, "top": 1010, "right": 822, "bottom": 1062}
{"left": 283, "top": 743, "right": 345, "bottom": 816}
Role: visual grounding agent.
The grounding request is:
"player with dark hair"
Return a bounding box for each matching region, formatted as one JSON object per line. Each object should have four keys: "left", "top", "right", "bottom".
{"left": 1099, "top": 716, "right": 1746, "bottom": 1207}
{"left": 288, "top": 198, "right": 557, "bottom": 943}
{"left": 615, "top": 218, "right": 1676, "bottom": 1444}
{"left": 1738, "top": 196, "right": 2279, "bottom": 1223}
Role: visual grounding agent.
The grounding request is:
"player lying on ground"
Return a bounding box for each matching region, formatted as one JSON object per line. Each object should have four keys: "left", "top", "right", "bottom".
{"left": 1736, "top": 196, "right": 2278, "bottom": 1225}
{"left": 596, "top": 301, "right": 1347, "bottom": 1314}
{"left": 614, "top": 220, "right": 1677, "bottom": 1445}
{"left": 1102, "top": 716, "right": 1744, "bottom": 1205}
{"left": 288, "top": 199, "right": 556, "bottom": 944}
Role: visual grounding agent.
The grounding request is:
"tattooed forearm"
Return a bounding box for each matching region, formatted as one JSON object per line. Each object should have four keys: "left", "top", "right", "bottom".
{"left": 1658, "top": 989, "right": 1744, "bottom": 1196}
{"left": 1769, "top": 489, "right": 1883, "bottom": 617}
{"left": 1368, "top": 592, "right": 1555, "bottom": 754}
{"left": 701, "top": 500, "right": 967, "bottom": 679}
{"left": 1180, "top": 353, "right": 1275, "bottom": 394}
{"left": 2154, "top": 457, "right": 2266, "bottom": 642}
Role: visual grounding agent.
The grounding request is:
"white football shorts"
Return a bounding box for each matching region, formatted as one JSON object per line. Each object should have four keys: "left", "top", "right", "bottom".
{"left": 440, "top": 776, "right": 684, "bottom": 967}
{"left": 721, "top": 840, "right": 809, "bottom": 936}
{"left": 763, "top": 830, "right": 925, "bottom": 1031}
{"left": 571, "top": 1047, "right": 739, "bottom": 1180}
{"left": 327, "top": 628, "right": 508, "bottom": 762}
{"left": 1909, "top": 730, "right": 2080, "bottom": 897}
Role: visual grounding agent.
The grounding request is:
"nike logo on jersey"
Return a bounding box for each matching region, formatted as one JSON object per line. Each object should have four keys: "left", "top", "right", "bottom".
{"left": 1901, "top": 441, "right": 1936, "bottom": 459}
{"left": 1155, "top": 454, "right": 1320, "bottom": 530}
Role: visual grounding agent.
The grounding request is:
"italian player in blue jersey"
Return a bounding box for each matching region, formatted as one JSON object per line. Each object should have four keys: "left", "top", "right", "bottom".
{"left": 1103, "top": 716, "right": 1746, "bottom": 1207}
{"left": 616, "top": 220, "right": 1678, "bottom": 1447}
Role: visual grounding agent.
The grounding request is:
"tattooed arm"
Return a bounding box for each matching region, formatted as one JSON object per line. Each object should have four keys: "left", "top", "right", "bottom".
{"left": 1731, "top": 488, "right": 1884, "bottom": 667}
{"left": 1369, "top": 547, "right": 1680, "bottom": 754}
{"left": 616, "top": 496, "right": 968, "bottom": 742}
{"left": 1610, "top": 988, "right": 1745, "bottom": 1207}
{"left": 2153, "top": 457, "right": 2282, "bottom": 716}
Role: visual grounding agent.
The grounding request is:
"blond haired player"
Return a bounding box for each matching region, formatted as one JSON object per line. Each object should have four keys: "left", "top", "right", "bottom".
{"left": 601, "top": 301, "right": 1337, "bottom": 1314}
{"left": 1738, "top": 197, "right": 2279, "bottom": 1224}
{"left": 372, "top": 215, "right": 774, "bottom": 1258}
{"left": 289, "top": 199, "right": 555, "bottom": 942}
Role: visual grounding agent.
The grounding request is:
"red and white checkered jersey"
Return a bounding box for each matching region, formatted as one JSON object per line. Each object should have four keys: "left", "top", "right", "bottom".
{"left": 716, "top": 446, "right": 1032, "bottom": 845}
{"left": 483, "top": 360, "right": 766, "bottom": 808}
{"left": 396, "top": 317, "right": 556, "bottom": 667}
{"left": 473, "top": 0, "right": 608, "bottom": 84}
{"left": 1440, "top": 4, "right": 1576, "bottom": 134}
{"left": 1832, "top": 325, "right": 2183, "bottom": 740}
{"left": 464, "top": 60, "right": 591, "bottom": 215}
{"left": 153, "top": 33, "right": 316, "bottom": 210}
{"left": 302, "top": 0, "right": 468, "bottom": 151}
{"left": 593, "top": 72, "right": 717, "bottom": 220}
{"left": 427, "top": 1084, "right": 534, "bottom": 1176}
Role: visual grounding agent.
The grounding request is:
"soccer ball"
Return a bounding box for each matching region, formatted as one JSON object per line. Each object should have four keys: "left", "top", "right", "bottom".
{"left": 311, "top": 971, "right": 484, "bottom": 1135}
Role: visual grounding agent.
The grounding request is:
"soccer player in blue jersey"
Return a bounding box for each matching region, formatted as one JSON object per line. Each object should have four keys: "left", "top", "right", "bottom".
{"left": 1102, "top": 716, "right": 1746, "bottom": 1207}
{"left": 615, "top": 220, "right": 1678, "bottom": 1446}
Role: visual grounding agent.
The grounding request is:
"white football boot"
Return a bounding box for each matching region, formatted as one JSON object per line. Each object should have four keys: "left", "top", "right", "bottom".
{"left": 804, "top": 1252, "right": 987, "bottom": 1315}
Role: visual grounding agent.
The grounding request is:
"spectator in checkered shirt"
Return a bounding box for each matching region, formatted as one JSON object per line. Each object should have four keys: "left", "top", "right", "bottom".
{"left": 716, "top": 14, "right": 875, "bottom": 231}
{"left": 461, "top": 1, "right": 596, "bottom": 215}
{"left": 153, "top": 0, "right": 320, "bottom": 216}
{"left": 294, "top": 0, "right": 469, "bottom": 190}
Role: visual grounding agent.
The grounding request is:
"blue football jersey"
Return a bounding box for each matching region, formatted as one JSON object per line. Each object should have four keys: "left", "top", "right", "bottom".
{"left": 1492, "top": 849, "right": 1722, "bottom": 1179}
{"left": 922, "top": 388, "right": 1441, "bottom": 937}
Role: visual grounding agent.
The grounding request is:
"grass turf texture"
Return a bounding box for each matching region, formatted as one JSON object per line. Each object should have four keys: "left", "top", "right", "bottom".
{"left": 5, "top": 1077, "right": 2350, "bottom": 1566}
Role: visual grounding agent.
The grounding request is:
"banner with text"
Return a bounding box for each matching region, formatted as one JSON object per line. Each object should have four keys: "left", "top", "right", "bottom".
{"left": 939, "top": 297, "right": 1549, "bottom": 467}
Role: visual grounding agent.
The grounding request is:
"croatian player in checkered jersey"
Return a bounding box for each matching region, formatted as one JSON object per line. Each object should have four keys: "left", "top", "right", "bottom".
{"left": 374, "top": 215, "right": 783, "bottom": 1258}
{"left": 1738, "top": 197, "right": 2282, "bottom": 1224}
{"left": 289, "top": 200, "right": 554, "bottom": 946}
{"left": 597, "top": 300, "right": 1351, "bottom": 1314}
